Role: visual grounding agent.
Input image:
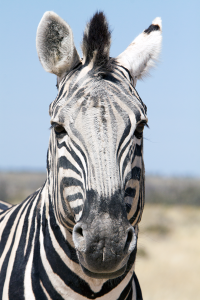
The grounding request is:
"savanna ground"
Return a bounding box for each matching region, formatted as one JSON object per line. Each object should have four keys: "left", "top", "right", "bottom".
{"left": 0, "top": 172, "right": 200, "bottom": 299}
{"left": 137, "top": 204, "right": 200, "bottom": 300}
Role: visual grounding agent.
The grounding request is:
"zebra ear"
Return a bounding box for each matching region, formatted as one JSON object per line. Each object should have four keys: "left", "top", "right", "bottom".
{"left": 117, "top": 17, "right": 162, "bottom": 86}
{"left": 36, "top": 11, "right": 80, "bottom": 78}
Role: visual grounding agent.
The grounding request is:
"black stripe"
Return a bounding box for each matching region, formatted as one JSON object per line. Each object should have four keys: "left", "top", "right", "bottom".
{"left": 133, "top": 272, "right": 143, "bottom": 300}
{"left": 73, "top": 205, "right": 83, "bottom": 215}
{"left": 109, "top": 85, "right": 142, "bottom": 122}
{"left": 31, "top": 198, "right": 48, "bottom": 299}
{"left": 51, "top": 65, "right": 83, "bottom": 110}
{"left": 125, "top": 187, "right": 136, "bottom": 198}
{"left": 67, "top": 192, "right": 83, "bottom": 202}
{"left": 121, "top": 140, "right": 132, "bottom": 177}
{"left": 132, "top": 167, "right": 141, "bottom": 181}
{"left": 117, "top": 120, "right": 131, "bottom": 157}
{"left": 48, "top": 200, "right": 78, "bottom": 263}
{"left": 61, "top": 177, "right": 83, "bottom": 189}
{"left": 134, "top": 143, "right": 142, "bottom": 157}
{"left": 0, "top": 202, "right": 11, "bottom": 211}
{"left": 39, "top": 257, "right": 64, "bottom": 300}
{"left": 128, "top": 197, "right": 141, "bottom": 225}
{"left": 144, "top": 24, "right": 160, "bottom": 34}
{"left": 58, "top": 156, "right": 82, "bottom": 176}
{"left": 42, "top": 209, "right": 95, "bottom": 298}
{"left": 59, "top": 212, "right": 75, "bottom": 229}
{"left": 58, "top": 140, "right": 87, "bottom": 184}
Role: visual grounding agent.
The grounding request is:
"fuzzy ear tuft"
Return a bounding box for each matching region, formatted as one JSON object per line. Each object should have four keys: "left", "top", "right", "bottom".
{"left": 144, "top": 17, "right": 162, "bottom": 34}
{"left": 117, "top": 17, "right": 162, "bottom": 86}
{"left": 82, "top": 11, "right": 111, "bottom": 67}
{"left": 36, "top": 11, "right": 80, "bottom": 78}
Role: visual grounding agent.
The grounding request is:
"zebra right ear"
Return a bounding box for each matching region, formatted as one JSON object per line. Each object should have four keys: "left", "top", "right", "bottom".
{"left": 117, "top": 17, "right": 162, "bottom": 87}
{"left": 36, "top": 11, "right": 80, "bottom": 79}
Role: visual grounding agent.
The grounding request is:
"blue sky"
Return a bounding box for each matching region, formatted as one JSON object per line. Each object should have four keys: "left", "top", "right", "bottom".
{"left": 0, "top": 0, "right": 199, "bottom": 176}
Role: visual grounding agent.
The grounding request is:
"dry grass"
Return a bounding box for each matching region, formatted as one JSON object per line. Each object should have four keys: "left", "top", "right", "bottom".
{"left": 136, "top": 204, "right": 200, "bottom": 300}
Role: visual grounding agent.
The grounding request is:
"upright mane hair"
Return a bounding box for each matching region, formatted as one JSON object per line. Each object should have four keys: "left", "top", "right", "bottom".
{"left": 82, "top": 12, "right": 115, "bottom": 74}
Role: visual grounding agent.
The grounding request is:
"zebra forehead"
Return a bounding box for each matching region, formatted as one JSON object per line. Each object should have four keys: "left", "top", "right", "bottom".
{"left": 51, "top": 66, "right": 147, "bottom": 125}
{"left": 56, "top": 95, "right": 143, "bottom": 133}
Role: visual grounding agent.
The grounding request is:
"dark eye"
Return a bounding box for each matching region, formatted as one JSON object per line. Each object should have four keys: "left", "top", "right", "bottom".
{"left": 134, "top": 121, "right": 148, "bottom": 139}
{"left": 54, "top": 125, "right": 67, "bottom": 137}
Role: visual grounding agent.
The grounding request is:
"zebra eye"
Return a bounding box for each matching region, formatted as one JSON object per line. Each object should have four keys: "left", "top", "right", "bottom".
{"left": 54, "top": 125, "right": 67, "bottom": 136}
{"left": 136, "top": 123, "right": 145, "bottom": 133}
{"left": 134, "top": 121, "right": 147, "bottom": 139}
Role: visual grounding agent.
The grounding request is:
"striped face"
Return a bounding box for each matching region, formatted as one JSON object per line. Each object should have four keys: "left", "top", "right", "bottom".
{"left": 47, "top": 62, "right": 147, "bottom": 232}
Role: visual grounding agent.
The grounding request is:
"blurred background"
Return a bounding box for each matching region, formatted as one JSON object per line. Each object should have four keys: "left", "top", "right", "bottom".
{"left": 0, "top": 0, "right": 199, "bottom": 299}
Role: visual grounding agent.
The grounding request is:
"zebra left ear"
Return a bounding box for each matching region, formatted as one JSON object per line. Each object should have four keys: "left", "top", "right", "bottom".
{"left": 117, "top": 17, "right": 162, "bottom": 86}
{"left": 36, "top": 11, "right": 80, "bottom": 79}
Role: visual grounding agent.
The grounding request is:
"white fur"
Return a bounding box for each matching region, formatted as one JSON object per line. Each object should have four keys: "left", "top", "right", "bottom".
{"left": 117, "top": 17, "right": 162, "bottom": 86}
{"left": 36, "top": 11, "right": 80, "bottom": 78}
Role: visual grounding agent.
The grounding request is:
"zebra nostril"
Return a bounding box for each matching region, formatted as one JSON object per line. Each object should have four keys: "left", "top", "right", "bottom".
{"left": 73, "top": 223, "right": 86, "bottom": 251}
{"left": 124, "top": 227, "right": 136, "bottom": 254}
{"left": 73, "top": 223, "right": 84, "bottom": 237}
{"left": 76, "top": 226, "right": 83, "bottom": 237}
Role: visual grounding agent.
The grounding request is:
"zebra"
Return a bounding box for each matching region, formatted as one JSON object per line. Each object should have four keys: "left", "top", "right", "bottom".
{"left": 0, "top": 11, "right": 162, "bottom": 300}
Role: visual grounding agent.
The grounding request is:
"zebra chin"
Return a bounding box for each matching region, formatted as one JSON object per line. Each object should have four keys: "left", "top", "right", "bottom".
{"left": 81, "top": 264, "right": 127, "bottom": 279}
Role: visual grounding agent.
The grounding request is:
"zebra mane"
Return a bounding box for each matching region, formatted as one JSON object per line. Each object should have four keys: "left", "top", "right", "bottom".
{"left": 82, "top": 12, "right": 113, "bottom": 71}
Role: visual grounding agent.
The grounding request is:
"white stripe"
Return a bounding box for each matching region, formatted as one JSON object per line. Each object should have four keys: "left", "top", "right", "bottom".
{"left": 2, "top": 203, "right": 30, "bottom": 299}
{"left": 40, "top": 280, "right": 51, "bottom": 300}
{"left": 24, "top": 217, "right": 37, "bottom": 300}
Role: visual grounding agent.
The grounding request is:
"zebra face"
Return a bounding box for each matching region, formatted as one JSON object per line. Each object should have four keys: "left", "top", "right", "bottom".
{"left": 37, "top": 11, "right": 162, "bottom": 279}
{"left": 48, "top": 63, "right": 147, "bottom": 278}
{"left": 49, "top": 63, "right": 147, "bottom": 223}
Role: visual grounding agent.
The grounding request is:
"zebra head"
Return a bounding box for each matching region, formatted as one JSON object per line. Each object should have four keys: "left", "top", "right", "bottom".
{"left": 36, "top": 12, "right": 162, "bottom": 279}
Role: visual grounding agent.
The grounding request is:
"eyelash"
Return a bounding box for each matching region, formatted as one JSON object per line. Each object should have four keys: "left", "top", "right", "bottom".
{"left": 50, "top": 123, "right": 67, "bottom": 137}
{"left": 134, "top": 121, "right": 148, "bottom": 138}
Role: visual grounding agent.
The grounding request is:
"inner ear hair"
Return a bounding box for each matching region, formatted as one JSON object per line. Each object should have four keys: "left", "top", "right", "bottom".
{"left": 36, "top": 11, "right": 80, "bottom": 78}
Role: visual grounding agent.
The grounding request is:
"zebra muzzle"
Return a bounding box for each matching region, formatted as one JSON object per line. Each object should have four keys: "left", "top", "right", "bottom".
{"left": 73, "top": 220, "right": 137, "bottom": 279}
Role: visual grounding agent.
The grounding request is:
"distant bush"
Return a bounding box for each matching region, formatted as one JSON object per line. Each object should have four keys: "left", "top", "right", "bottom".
{"left": 0, "top": 172, "right": 46, "bottom": 205}
{"left": 0, "top": 180, "right": 8, "bottom": 202}
{"left": 146, "top": 176, "right": 200, "bottom": 205}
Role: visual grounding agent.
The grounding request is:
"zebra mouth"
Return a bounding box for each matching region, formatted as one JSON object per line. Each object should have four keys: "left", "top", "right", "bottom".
{"left": 81, "top": 264, "right": 127, "bottom": 279}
